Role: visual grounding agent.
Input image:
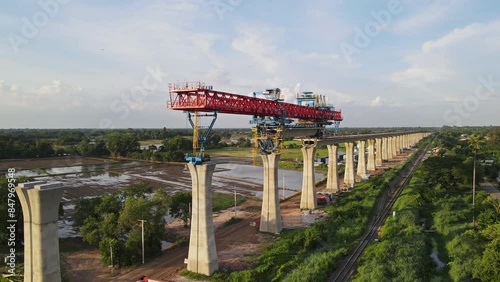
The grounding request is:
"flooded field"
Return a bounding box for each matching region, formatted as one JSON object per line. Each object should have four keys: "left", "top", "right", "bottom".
{"left": 2, "top": 156, "right": 324, "bottom": 238}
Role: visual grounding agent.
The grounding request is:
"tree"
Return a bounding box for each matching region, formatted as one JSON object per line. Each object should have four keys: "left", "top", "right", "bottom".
{"left": 105, "top": 132, "right": 140, "bottom": 157}
{"left": 469, "top": 134, "right": 485, "bottom": 226}
{"left": 169, "top": 191, "right": 192, "bottom": 227}
{"left": 76, "top": 184, "right": 170, "bottom": 267}
{"left": 34, "top": 139, "right": 54, "bottom": 157}
{"left": 77, "top": 136, "right": 92, "bottom": 156}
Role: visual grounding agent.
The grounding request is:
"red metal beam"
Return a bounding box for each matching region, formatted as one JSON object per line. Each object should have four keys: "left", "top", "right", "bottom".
{"left": 167, "top": 85, "right": 343, "bottom": 121}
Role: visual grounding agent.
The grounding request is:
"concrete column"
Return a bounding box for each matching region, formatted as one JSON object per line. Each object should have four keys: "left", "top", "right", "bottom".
{"left": 395, "top": 136, "right": 400, "bottom": 154}
{"left": 16, "top": 181, "right": 64, "bottom": 282}
{"left": 382, "top": 137, "right": 388, "bottom": 161}
{"left": 344, "top": 142, "right": 355, "bottom": 188}
{"left": 392, "top": 136, "right": 398, "bottom": 157}
{"left": 300, "top": 144, "right": 317, "bottom": 210}
{"left": 16, "top": 181, "right": 46, "bottom": 282}
{"left": 367, "top": 139, "right": 376, "bottom": 172}
{"left": 356, "top": 140, "right": 368, "bottom": 180}
{"left": 387, "top": 137, "right": 394, "bottom": 161}
{"left": 260, "top": 153, "right": 282, "bottom": 234}
{"left": 375, "top": 138, "right": 383, "bottom": 167}
{"left": 187, "top": 162, "right": 218, "bottom": 276}
{"left": 325, "top": 144, "right": 340, "bottom": 193}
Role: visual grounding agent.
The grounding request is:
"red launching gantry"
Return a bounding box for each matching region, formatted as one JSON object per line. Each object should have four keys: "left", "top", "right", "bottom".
{"left": 167, "top": 82, "right": 343, "bottom": 163}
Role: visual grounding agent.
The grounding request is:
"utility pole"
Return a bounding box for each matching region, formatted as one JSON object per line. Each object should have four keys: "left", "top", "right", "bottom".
{"left": 282, "top": 175, "right": 285, "bottom": 201}
{"left": 473, "top": 154, "right": 476, "bottom": 227}
{"left": 138, "top": 219, "right": 147, "bottom": 264}
{"left": 234, "top": 190, "right": 237, "bottom": 218}
{"left": 110, "top": 239, "right": 114, "bottom": 273}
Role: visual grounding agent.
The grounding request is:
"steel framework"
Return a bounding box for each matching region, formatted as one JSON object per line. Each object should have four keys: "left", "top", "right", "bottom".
{"left": 167, "top": 82, "right": 343, "bottom": 162}
{"left": 167, "top": 82, "right": 343, "bottom": 122}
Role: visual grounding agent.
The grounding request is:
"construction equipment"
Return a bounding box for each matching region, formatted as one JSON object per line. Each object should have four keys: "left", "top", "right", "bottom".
{"left": 167, "top": 82, "right": 343, "bottom": 163}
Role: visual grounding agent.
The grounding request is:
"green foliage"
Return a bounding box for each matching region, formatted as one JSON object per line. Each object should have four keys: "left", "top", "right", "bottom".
{"left": 169, "top": 191, "right": 191, "bottom": 228}
{"left": 354, "top": 177, "right": 435, "bottom": 282}
{"left": 212, "top": 192, "right": 246, "bottom": 212}
{"left": 74, "top": 183, "right": 170, "bottom": 267}
{"left": 416, "top": 155, "right": 474, "bottom": 190}
{"left": 105, "top": 132, "right": 140, "bottom": 157}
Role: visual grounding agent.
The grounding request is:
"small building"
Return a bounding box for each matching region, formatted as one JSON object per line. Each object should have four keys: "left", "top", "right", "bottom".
{"left": 459, "top": 134, "right": 469, "bottom": 141}
{"left": 315, "top": 152, "right": 347, "bottom": 164}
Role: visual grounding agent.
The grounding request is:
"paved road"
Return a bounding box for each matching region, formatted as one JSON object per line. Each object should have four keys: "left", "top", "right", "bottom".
{"left": 480, "top": 181, "right": 500, "bottom": 200}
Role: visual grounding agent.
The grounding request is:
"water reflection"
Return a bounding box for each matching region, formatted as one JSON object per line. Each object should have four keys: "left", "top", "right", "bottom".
{"left": 215, "top": 163, "right": 324, "bottom": 191}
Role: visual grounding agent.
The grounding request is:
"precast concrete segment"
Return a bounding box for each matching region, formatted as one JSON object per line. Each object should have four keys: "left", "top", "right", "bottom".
{"left": 367, "top": 139, "right": 376, "bottom": 172}
{"left": 16, "top": 181, "right": 46, "bottom": 282}
{"left": 16, "top": 182, "right": 64, "bottom": 282}
{"left": 382, "top": 137, "right": 389, "bottom": 161}
{"left": 375, "top": 138, "right": 383, "bottom": 167}
{"left": 344, "top": 142, "right": 355, "bottom": 188}
{"left": 300, "top": 144, "right": 317, "bottom": 209}
{"left": 356, "top": 140, "right": 368, "bottom": 180}
{"left": 187, "top": 163, "right": 218, "bottom": 276}
{"left": 260, "top": 153, "right": 282, "bottom": 233}
{"left": 326, "top": 144, "right": 340, "bottom": 193}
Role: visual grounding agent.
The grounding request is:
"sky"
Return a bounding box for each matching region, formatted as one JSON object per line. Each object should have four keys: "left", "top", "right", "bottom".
{"left": 1, "top": 0, "right": 499, "bottom": 129}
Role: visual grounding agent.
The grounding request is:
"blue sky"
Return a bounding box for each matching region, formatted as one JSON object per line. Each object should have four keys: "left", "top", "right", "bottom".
{"left": 1, "top": 0, "right": 499, "bottom": 129}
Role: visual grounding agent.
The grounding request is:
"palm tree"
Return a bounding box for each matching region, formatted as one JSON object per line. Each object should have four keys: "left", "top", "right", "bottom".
{"left": 468, "top": 134, "right": 484, "bottom": 227}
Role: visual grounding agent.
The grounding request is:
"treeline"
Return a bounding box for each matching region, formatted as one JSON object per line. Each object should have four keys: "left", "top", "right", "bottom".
{"left": 0, "top": 128, "right": 243, "bottom": 161}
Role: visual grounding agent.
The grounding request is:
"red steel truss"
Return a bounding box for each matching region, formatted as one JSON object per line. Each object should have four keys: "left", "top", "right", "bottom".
{"left": 167, "top": 82, "right": 343, "bottom": 121}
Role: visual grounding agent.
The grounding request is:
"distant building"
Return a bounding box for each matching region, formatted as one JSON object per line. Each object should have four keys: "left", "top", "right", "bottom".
{"left": 316, "top": 152, "right": 346, "bottom": 164}
{"left": 459, "top": 134, "right": 469, "bottom": 141}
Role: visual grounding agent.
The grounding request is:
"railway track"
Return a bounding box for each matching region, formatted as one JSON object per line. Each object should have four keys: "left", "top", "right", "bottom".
{"left": 328, "top": 144, "right": 430, "bottom": 282}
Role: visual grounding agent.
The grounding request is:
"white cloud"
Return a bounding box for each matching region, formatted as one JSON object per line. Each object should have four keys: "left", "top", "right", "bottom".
{"left": 391, "top": 21, "right": 500, "bottom": 90}
{"left": 422, "top": 21, "right": 500, "bottom": 53}
{"left": 370, "top": 96, "right": 384, "bottom": 107}
{"left": 231, "top": 24, "right": 283, "bottom": 74}
{"left": 393, "top": 0, "right": 461, "bottom": 33}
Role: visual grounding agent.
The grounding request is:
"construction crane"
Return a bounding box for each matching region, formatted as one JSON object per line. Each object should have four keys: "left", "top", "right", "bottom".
{"left": 167, "top": 82, "right": 343, "bottom": 164}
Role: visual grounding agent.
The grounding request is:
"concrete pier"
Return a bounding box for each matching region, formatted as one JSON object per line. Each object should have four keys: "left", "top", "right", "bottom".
{"left": 356, "top": 140, "right": 368, "bottom": 180}
{"left": 387, "top": 137, "right": 394, "bottom": 161}
{"left": 300, "top": 144, "right": 317, "bottom": 210}
{"left": 187, "top": 162, "right": 218, "bottom": 276}
{"left": 260, "top": 153, "right": 282, "bottom": 233}
{"left": 344, "top": 142, "right": 355, "bottom": 189}
{"left": 16, "top": 181, "right": 64, "bottom": 282}
{"left": 375, "top": 138, "right": 383, "bottom": 167}
{"left": 392, "top": 136, "right": 399, "bottom": 157}
{"left": 326, "top": 144, "right": 340, "bottom": 193}
{"left": 382, "top": 137, "right": 389, "bottom": 161}
{"left": 367, "top": 139, "right": 376, "bottom": 172}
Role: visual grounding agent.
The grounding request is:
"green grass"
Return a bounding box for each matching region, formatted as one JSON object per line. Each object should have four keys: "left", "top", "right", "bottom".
{"left": 212, "top": 192, "right": 246, "bottom": 212}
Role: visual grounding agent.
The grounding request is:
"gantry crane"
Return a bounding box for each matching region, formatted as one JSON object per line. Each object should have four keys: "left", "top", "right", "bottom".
{"left": 167, "top": 82, "right": 343, "bottom": 164}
